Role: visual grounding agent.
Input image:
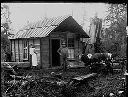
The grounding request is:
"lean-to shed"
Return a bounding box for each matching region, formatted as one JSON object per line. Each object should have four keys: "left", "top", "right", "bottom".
{"left": 10, "top": 15, "right": 89, "bottom": 68}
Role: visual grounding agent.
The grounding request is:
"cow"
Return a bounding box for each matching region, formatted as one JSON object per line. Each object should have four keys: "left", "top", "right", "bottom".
{"left": 81, "top": 53, "right": 112, "bottom": 65}
{"left": 81, "top": 53, "right": 113, "bottom": 74}
{"left": 88, "top": 53, "right": 112, "bottom": 63}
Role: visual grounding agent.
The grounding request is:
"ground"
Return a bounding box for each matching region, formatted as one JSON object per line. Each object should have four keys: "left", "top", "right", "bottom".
{"left": 1, "top": 63, "right": 126, "bottom": 97}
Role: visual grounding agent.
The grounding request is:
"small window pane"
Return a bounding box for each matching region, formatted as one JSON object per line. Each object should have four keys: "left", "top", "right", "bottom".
{"left": 68, "top": 38, "right": 74, "bottom": 47}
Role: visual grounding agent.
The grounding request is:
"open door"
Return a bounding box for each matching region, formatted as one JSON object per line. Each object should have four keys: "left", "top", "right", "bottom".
{"left": 51, "top": 39, "right": 60, "bottom": 67}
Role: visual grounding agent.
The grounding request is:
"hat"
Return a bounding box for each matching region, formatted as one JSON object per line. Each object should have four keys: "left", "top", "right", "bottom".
{"left": 30, "top": 44, "right": 35, "bottom": 48}
{"left": 62, "top": 42, "right": 66, "bottom": 45}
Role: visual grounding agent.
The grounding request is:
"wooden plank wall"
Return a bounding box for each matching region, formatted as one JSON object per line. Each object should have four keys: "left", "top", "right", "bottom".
{"left": 11, "top": 39, "right": 27, "bottom": 62}
{"left": 19, "top": 40, "right": 23, "bottom": 61}
{"left": 11, "top": 39, "right": 41, "bottom": 63}
{"left": 15, "top": 40, "right": 19, "bottom": 62}
{"left": 74, "top": 34, "right": 83, "bottom": 52}
{"left": 41, "top": 37, "right": 49, "bottom": 68}
{"left": 74, "top": 35, "right": 83, "bottom": 61}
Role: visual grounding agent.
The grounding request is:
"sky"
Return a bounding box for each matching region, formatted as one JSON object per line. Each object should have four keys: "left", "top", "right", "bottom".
{"left": 1, "top": 3, "right": 108, "bottom": 34}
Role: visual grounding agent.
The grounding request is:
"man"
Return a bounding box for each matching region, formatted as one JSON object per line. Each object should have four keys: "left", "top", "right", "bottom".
{"left": 57, "top": 42, "right": 68, "bottom": 71}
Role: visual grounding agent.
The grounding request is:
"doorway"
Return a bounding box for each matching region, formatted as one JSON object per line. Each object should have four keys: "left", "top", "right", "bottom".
{"left": 51, "top": 39, "right": 60, "bottom": 67}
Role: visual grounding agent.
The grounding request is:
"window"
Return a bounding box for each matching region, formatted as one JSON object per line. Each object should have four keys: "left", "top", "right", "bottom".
{"left": 67, "top": 38, "right": 75, "bottom": 59}
{"left": 68, "top": 38, "right": 74, "bottom": 47}
{"left": 23, "top": 40, "right": 29, "bottom": 60}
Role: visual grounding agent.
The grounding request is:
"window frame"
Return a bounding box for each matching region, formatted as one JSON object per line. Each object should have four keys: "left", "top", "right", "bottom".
{"left": 23, "top": 40, "right": 29, "bottom": 60}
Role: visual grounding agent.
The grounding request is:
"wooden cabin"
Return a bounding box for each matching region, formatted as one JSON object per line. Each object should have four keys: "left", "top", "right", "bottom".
{"left": 10, "top": 15, "right": 89, "bottom": 68}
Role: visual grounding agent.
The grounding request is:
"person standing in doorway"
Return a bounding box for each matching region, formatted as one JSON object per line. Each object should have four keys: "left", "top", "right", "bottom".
{"left": 29, "top": 44, "right": 38, "bottom": 70}
{"left": 57, "top": 41, "right": 68, "bottom": 71}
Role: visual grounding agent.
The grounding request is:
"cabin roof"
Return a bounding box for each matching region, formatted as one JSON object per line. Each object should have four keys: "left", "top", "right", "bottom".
{"left": 10, "top": 15, "right": 89, "bottom": 39}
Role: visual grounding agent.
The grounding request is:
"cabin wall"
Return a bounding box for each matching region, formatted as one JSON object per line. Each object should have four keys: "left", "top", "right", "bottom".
{"left": 50, "top": 31, "right": 84, "bottom": 66}
{"left": 15, "top": 40, "right": 19, "bottom": 62}
{"left": 40, "top": 37, "right": 50, "bottom": 68}
{"left": 11, "top": 39, "right": 23, "bottom": 62}
{"left": 74, "top": 37, "right": 83, "bottom": 62}
{"left": 10, "top": 38, "right": 41, "bottom": 64}
{"left": 10, "top": 32, "right": 85, "bottom": 68}
{"left": 75, "top": 40, "right": 83, "bottom": 51}
{"left": 19, "top": 40, "right": 23, "bottom": 61}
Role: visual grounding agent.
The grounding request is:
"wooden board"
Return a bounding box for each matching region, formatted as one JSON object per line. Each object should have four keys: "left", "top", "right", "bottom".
{"left": 72, "top": 73, "right": 97, "bottom": 81}
{"left": 1, "top": 62, "right": 30, "bottom": 68}
{"left": 15, "top": 40, "right": 19, "bottom": 62}
{"left": 40, "top": 38, "right": 50, "bottom": 68}
{"left": 19, "top": 40, "right": 23, "bottom": 61}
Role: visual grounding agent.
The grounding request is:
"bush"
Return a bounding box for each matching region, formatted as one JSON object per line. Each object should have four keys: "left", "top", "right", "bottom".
{"left": 1, "top": 48, "right": 6, "bottom": 62}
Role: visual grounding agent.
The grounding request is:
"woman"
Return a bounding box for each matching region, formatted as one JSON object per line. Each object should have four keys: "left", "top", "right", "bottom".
{"left": 30, "top": 44, "right": 38, "bottom": 70}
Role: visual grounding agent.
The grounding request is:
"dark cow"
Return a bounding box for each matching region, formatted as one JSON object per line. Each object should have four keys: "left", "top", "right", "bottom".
{"left": 81, "top": 53, "right": 112, "bottom": 65}
{"left": 81, "top": 53, "right": 113, "bottom": 74}
{"left": 89, "top": 53, "right": 112, "bottom": 63}
{"left": 81, "top": 53, "right": 91, "bottom": 66}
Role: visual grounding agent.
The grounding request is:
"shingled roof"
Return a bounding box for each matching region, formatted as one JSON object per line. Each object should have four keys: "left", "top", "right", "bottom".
{"left": 11, "top": 15, "right": 89, "bottom": 39}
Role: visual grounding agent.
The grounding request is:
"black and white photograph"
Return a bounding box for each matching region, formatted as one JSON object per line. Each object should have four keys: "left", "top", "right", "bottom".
{"left": 1, "top": 3, "right": 127, "bottom": 97}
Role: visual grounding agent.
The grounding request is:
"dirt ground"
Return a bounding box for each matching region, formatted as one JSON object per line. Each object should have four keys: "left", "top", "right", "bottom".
{"left": 16, "top": 66, "right": 126, "bottom": 97}
{"left": 1, "top": 64, "right": 126, "bottom": 97}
